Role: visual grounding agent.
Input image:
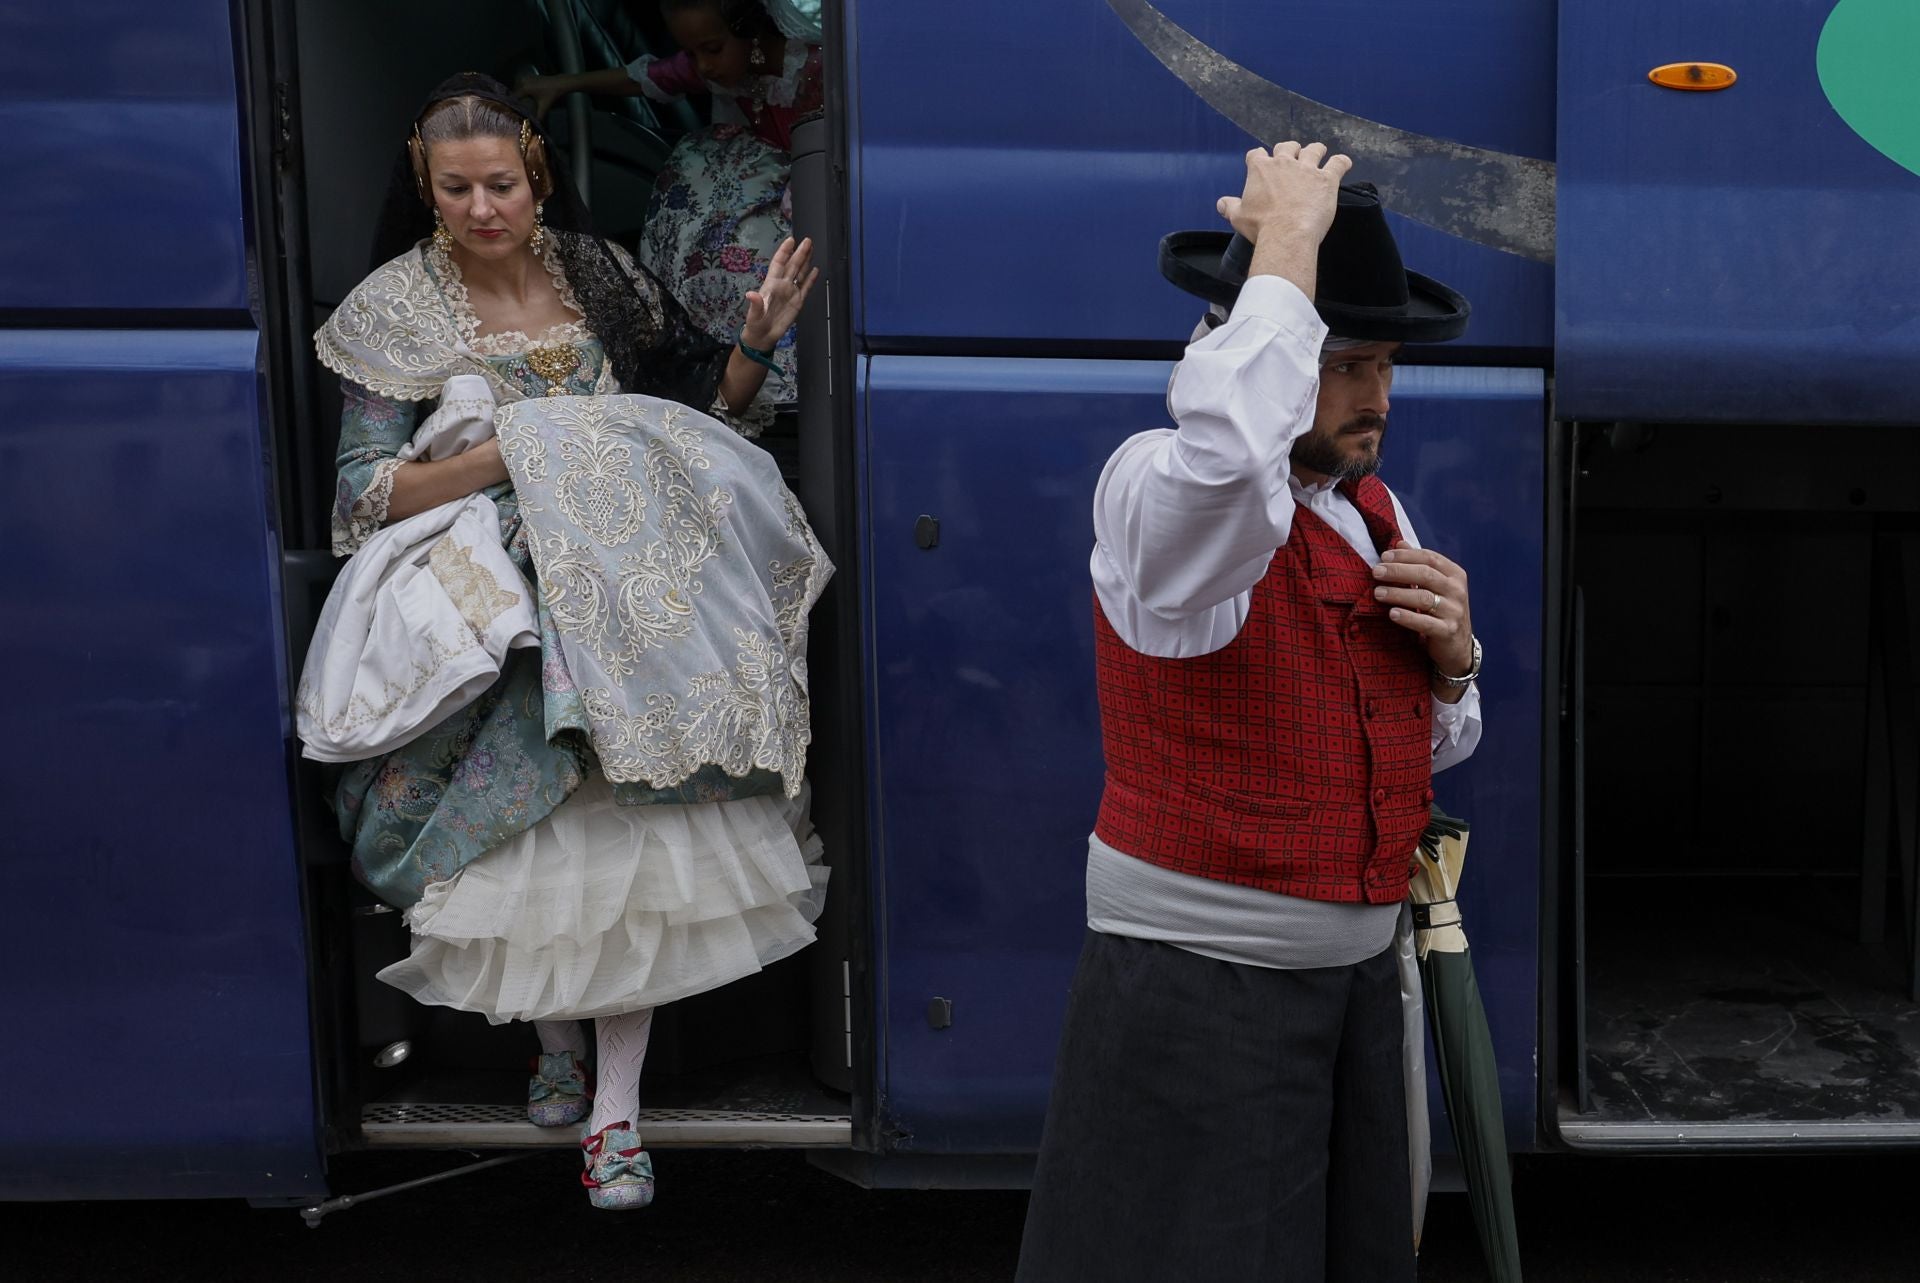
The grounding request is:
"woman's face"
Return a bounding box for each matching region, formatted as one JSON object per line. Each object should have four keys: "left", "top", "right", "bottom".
{"left": 426, "top": 136, "right": 539, "bottom": 261}
{"left": 667, "top": 6, "right": 756, "bottom": 88}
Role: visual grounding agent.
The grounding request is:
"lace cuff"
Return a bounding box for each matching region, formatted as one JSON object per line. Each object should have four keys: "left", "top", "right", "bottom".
{"left": 710, "top": 391, "right": 774, "bottom": 440}
{"left": 332, "top": 457, "right": 403, "bottom": 557}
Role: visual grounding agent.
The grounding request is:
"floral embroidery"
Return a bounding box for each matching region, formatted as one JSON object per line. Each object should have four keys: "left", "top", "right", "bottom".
{"left": 499, "top": 394, "right": 829, "bottom": 794}
{"left": 428, "top": 535, "right": 524, "bottom": 640}
{"left": 550, "top": 405, "right": 654, "bottom": 547}
{"left": 295, "top": 619, "right": 484, "bottom": 747}
{"left": 316, "top": 252, "right": 500, "bottom": 402}
{"left": 315, "top": 244, "right": 611, "bottom": 404}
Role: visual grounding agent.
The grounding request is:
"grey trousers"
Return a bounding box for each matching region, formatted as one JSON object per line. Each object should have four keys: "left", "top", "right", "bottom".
{"left": 1015, "top": 930, "right": 1415, "bottom": 1283}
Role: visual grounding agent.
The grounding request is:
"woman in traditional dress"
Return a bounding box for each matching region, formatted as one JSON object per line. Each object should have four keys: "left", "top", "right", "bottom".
{"left": 315, "top": 72, "right": 826, "bottom": 1210}
{"left": 517, "top": 0, "right": 824, "bottom": 409}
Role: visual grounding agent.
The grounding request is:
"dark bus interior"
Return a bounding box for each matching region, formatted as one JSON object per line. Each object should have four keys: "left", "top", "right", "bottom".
{"left": 260, "top": 0, "right": 865, "bottom": 1155}
{"left": 1561, "top": 422, "right": 1920, "bottom": 1142}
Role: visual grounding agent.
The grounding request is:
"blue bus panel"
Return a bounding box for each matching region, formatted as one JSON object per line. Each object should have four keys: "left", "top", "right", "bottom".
{"left": 861, "top": 357, "right": 1545, "bottom": 1151}
{"left": 0, "top": 331, "right": 321, "bottom": 1199}
{"left": 850, "top": 0, "right": 1555, "bottom": 351}
{"left": 0, "top": 3, "right": 250, "bottom": 313}
{"left": 1556, "top": 0, "right": 1920, "bottom": 423}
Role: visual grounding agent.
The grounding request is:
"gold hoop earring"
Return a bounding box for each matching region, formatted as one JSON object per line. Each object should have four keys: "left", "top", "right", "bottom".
{"left": 530, "top": 203, "right": 546, "bottom": 256}
{"left": 432, "top": 210, "right": 455, "bottom": 254}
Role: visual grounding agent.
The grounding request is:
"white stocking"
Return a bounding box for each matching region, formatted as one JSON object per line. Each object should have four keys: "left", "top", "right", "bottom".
{"left": 534, "top": 1019, "right": 588, "bottom": 1060}
{"left": 588, "top": 1008, "right": 655, "bottom": 1138}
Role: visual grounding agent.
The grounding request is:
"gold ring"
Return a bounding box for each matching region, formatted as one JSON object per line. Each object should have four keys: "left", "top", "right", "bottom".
{"left": 1427, "top": 590, "right": 1441, "bottom": 612}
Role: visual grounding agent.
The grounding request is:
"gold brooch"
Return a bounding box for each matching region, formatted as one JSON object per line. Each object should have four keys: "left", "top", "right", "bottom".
{"left": 527, "top": 343, "right": 582, "bottom": 387}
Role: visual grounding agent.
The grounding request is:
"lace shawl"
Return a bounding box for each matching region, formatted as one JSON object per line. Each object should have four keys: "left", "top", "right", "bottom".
{"left": 497, "top": 393, "right": 830, "bottom": 796}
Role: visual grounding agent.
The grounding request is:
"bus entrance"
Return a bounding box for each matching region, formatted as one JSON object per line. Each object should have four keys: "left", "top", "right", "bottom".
{"left": 1561, "top": 422, "right": 1920, "bottom": 1146}
{"left": 264, "top": 0, "right": 867, "bottom": 1159}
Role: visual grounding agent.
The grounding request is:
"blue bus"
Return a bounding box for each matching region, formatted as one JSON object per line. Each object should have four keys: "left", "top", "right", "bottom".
{"left": 5, "top": 0, "right": 1918, "bottom": 1210}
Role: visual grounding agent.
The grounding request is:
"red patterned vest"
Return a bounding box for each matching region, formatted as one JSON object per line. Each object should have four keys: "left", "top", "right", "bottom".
{"left": 1093, "top": 475, "right": 1434, "bottom": 905}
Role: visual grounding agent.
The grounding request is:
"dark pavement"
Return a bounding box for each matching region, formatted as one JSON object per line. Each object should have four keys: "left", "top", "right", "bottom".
{"left": 6, "top": 1148, "right": 1917, "bottom": 1281}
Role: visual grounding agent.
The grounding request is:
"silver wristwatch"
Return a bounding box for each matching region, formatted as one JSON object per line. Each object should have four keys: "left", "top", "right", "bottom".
{"left": 1434, "top": 635, "right": 1482, "bottom": 690}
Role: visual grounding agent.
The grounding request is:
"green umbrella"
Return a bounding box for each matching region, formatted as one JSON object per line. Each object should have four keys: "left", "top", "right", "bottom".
{"left": 1410, "top": 807, "right": 1524, "bottom": 1282}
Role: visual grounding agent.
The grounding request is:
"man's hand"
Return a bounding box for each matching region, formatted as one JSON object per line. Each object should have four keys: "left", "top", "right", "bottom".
{"left": 1214, "top": 142, "right": 1351, "bottom": 300}
{"left": 1372, "top": 547, "right": 1475, "bottom": 700}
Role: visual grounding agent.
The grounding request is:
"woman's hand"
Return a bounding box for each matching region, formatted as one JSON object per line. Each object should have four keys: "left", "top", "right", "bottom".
{"left": 741, "top": 237, "right": 819, "bottom": 351}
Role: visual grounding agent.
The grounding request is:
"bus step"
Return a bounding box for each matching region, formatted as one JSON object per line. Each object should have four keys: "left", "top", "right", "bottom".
{"left": 360, "top": 1100, "right": 853, "bottom": 1148}
{"left": 357, "top": 1058, "right": 853, "bottom": 1150}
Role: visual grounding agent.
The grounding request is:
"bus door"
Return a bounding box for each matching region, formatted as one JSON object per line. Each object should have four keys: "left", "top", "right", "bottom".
{"left": 1554, "top": 0, "right": 1920, "bottom": 1147}
{"left": 0, "top": 1, "right": 322, "bottom": 1199}
{"left": 266, "top": 0, "right": 866, "bottom": 1161}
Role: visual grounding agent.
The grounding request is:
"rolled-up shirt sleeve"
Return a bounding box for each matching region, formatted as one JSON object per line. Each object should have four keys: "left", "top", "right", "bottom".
{"left": 1092, "top": 275, "right": 1328, "bottom": 656}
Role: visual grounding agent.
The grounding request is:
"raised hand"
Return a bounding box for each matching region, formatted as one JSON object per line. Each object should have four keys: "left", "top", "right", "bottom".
{"left": 742, "top": 237, "right": 820, "bottom": 350}
{"left": 1216, "top": 142, "right": 1352, "bottom": 246}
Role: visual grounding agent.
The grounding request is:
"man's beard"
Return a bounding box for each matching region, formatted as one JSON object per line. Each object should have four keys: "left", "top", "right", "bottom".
{"left": 1291, "top": 415, "right": 1386, "bottom": 480}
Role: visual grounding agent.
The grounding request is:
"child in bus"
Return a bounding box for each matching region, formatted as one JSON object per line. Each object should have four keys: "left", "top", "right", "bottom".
{"left": 517, "top": 0, "right": 823, "bottom": 410}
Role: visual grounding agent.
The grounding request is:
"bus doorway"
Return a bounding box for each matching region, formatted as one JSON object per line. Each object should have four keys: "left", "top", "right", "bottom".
{"left": 1561, "top": 422, "right": 1920, "bottom": 1146}
{"left": 261, "top": 0, "right": 866, "bottom": 1158}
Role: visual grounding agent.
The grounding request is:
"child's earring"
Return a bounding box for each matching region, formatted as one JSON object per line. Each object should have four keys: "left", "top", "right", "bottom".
{"left": 749, "top": 39, "right": 767, "bottom": 69}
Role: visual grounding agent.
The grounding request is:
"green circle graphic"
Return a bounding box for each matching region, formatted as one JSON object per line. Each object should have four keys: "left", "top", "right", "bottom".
{"left": 1819, "top": 0, "right": 1920, "bottom": 176}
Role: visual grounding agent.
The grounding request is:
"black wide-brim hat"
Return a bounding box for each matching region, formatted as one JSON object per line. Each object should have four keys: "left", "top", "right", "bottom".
{"left": 1159, "top": 182, "right": 1470, "bottom": 343}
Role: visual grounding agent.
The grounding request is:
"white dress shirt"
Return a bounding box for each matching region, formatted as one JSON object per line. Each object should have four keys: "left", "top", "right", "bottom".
{"left": 1085, "top": 274, "right": 1481, "bottom": 968}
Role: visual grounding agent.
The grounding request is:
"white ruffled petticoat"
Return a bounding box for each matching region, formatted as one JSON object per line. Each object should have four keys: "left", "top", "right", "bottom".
{"left": 376, "top": 775, "right": 829, "bottom": 1023}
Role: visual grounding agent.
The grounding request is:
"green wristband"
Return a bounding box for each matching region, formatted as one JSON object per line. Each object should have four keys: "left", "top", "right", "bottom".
{"left": 737, "top": 339, "right": 780, "bottom": 372}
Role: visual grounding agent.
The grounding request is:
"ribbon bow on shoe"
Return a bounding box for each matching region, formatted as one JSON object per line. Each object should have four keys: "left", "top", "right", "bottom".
{"left": 581, "top": 1122, "right": 655, "bottom": 1210}
{"left": 526, "top": 1051, "right": 592, "bottom": 1128}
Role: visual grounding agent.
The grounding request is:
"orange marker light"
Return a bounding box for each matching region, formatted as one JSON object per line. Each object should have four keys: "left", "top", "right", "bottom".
{"left": 1648, "top": 62, "right": 1738, "bottom": 91}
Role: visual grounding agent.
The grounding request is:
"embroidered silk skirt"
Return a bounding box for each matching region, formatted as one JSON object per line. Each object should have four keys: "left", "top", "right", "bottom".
{"left": 375, "top": 774, "right": 828, "bottom": 1022}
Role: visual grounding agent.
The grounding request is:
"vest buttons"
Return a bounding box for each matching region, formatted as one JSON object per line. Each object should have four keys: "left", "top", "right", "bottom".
{"left": 1347, "top": 620, "right": 1362, "bottom": 638}
{"left": 1426, "top": 787, "right": 1436, "bottom": 803}
{"left": 1373, "top": 787, "right": 1387, "bottom": 807}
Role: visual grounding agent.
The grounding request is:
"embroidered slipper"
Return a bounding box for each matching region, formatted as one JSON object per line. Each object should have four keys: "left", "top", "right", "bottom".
{"left": 581, "top": 1121, "right": 655, "bottom": 1210}
{"left": 526, "top": 1051, "right": 592, "bottom": 1128}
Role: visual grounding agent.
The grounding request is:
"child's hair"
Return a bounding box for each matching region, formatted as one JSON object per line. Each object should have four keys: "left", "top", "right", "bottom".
{"left": 660, "top": 0, "right": 775, "bottom": 39}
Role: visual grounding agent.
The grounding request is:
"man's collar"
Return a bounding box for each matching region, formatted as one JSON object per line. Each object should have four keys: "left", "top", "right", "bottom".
{"left": 1289, "top": 471, "right": 1338, "bottom": 498}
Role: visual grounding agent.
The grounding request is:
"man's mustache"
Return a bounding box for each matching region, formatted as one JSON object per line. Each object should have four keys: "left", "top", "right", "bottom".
{"left": 1342, "top": 415, "right": 1387, "bottom": 434}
